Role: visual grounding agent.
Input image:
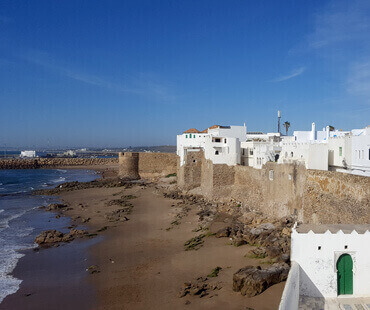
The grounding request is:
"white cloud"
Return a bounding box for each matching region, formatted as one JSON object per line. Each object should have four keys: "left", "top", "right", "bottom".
{"left": 347, "top": 62, "right": 370, "bottom": 97}
{"left": 309, "top": 0, "right": 370, "bottom": 49}
{"left": 23, "top": 50, "right": 177, "bottom": 103}
{"left": 272, "top": 67, "right": 305, "bottom": 82}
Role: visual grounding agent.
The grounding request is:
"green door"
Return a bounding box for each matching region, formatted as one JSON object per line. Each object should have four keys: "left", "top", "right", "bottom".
{"left": 337, "top": 254, "right": 353, "bottom": 295}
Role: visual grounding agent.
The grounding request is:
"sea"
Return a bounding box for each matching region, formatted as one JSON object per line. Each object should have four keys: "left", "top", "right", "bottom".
{"left": 0, "top": 169, "right": 98, "bottom": 303}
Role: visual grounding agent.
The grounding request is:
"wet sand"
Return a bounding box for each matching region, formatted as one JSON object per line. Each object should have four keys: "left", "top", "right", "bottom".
{"left": 1, "top": 173, "right": 285, "bottom": 310}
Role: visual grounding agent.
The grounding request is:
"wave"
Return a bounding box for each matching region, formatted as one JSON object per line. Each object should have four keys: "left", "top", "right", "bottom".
{"left": 52, "top": 177, "right": 66, "bottom": 183}
{"left": 0, "top": 241, "right": 36, "bottom": 303}
{"left": 56, "top": 169, "right": 67, "bottom": 173}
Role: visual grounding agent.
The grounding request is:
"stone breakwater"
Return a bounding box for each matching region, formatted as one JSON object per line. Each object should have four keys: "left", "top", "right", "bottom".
{"left": 0, "top": 158, "right": 118, "bottom": 169}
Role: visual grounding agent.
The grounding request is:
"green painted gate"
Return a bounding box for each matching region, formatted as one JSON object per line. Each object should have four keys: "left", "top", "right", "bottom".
{"left": 337, "top": 254, "right": 353, "bottom": 295}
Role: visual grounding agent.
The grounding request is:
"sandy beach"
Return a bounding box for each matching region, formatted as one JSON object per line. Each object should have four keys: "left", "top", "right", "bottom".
{"left": 1, "top": 168, "right": 285, "bottom": 310}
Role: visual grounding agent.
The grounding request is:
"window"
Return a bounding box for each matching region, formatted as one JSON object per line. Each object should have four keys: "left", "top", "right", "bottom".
{"left": 250, "top": 150, "right": 253, "bottom": 155}
{"left": 344, "top": 245, "right": 348, "bottom": 249}
{"left": 185, "top": 135, "right": 188, "bottom": 138}
{"left": 215, "top": 150, "right": 219, "bottom": 155}
{"left": 318, "top": 246, "right": 321, "bottom": 250}
{"left": 224, "top": 138, "right": 227, "bottom": 143}
{"left": 339, "top": 147, "right": 342, "bottom": 156}
{"left": 215, "top": 138, "right": 221, "bottom": 143}
{"left": 189, "top": 134, "right": 192, "bottom": 138}
{"left": 291, "top": 152, "right": 294, "bottom": 157}
{"left": 362, "top": 150, "right": 364, "bottom": 159}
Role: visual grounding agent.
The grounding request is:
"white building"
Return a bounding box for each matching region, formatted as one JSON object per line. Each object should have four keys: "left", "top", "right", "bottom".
{"left": 20, "top": 150, "right": 36, "bottom": 158}
{"left": 280, "top": 224, "right": 370, "bottom": 309}
{"left": 241, "top": 140, "right": 281, "bottom": 169}
{"left": 177, "top": 125, "right": 246, "bottom": 166}
{"left": 177, "top": 121, "right": 370, "bottom": 176}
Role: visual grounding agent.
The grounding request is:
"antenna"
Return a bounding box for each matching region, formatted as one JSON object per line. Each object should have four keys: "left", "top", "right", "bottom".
{"left": 277, "top": 110, "right": 281, "bottom": 134}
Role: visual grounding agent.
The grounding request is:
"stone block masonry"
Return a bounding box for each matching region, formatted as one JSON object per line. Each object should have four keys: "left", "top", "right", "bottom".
{"left": 118, "top": 152, "right": 140, "bottom": 180}
{"left": 118, "top": 152, "right": 177, "bottom": 179}
{"left": 178, "top": 152, "right": 370, "bottom": 224}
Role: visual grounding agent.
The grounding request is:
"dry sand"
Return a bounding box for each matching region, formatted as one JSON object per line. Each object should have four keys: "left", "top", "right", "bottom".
{"left": 1, "top": 170, "right": 285, "bottom": 310}
{"left": 59, "top": 180, "right": 285, "bottom": 310}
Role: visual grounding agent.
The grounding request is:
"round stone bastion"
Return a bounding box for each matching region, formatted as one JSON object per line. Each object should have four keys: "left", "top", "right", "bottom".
{"left": 118, "top": 152, "right": 140, "bottom": 180}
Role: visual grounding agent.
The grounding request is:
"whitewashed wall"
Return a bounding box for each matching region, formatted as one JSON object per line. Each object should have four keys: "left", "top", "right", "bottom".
{"left": 291, "top": 229, "right": 370, "bottom": 298}
{"left": 279, "top": 262, "right": 300, "bottom": 310}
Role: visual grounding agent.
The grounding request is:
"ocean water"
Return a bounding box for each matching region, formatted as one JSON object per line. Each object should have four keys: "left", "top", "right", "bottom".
{"left": 0, "top": 169, "right": 98, "bottom": 303}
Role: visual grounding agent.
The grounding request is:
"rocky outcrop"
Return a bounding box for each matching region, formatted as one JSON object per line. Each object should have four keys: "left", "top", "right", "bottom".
{"left": 178, "top": 277, "right": 222, "bottom": 298}
{"left": 41, "top": 203, "right": 70, "bottom": 211}
{"left": 33, "top": 178, "right": 134, "bottom": 195}
{"left": 34, "top": 229, "right": 88, "bottom": 247}
{"left": 105, "top": 209, "right": 130, "bottom": 222}
{"left": 215, "top": 217, "right": 294, "bottom": 262}
{"left": 233, "top": 263, "right": 290, "bottom": 297}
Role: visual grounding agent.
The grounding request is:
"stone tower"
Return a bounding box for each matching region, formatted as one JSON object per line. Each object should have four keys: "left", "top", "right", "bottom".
{"left": 118, "top": 152, "right": 140, "bottom": 180}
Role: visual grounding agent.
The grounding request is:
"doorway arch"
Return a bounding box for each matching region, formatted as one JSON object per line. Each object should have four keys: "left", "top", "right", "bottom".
{"left": 337, "top": 254, "right": 353, "bottom": 295}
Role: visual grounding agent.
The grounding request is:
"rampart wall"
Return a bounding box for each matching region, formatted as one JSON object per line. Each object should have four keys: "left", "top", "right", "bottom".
{"left": 119, "top": 152, "right": 177, "bottom": 178}
{"left": 178, "top": 153, "right": 370, "bottom": 224}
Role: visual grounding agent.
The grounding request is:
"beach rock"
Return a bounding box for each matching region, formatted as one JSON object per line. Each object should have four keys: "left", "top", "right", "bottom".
{"left": 105, "top": 209, "right": 130, "bottom": 222}
{"left": 35, "top": 230, "right": 65, "bottom": 246}
{"left": 87, "top": 265, "right": 100, "bottom": 274}
{"left": 250, "top": 247, "right": 267, "bottom": 258}
{"left": 233, "top": 263, "right": 289, "bottom": 297}
{"left": 178, "top": 277, "right": 222, "bottom": 298}
{"left": 35, "top": 228, "right": 88, "bottom": 247}
{"left": 215, "top": 226, "right": 231, "bottom": 238}
{"left": 44, "top": 203, "right": 69, "bottom": 211}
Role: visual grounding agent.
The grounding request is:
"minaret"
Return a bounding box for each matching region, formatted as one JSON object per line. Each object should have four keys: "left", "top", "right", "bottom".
{"left": 278, "top": 110, "right": 281, "bottom": 134}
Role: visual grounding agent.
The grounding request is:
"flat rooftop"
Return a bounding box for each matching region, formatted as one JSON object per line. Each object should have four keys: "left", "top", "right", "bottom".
{"left": 295, "top": 224, "right": 370, "bottom": 234}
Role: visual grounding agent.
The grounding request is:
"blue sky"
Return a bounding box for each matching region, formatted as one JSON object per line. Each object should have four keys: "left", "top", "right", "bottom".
{"left": 0, "top": 0, "right": 369, "bottom": 147}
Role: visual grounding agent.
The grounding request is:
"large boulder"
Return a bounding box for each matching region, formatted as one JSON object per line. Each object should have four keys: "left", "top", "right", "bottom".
{"left": 233, "top": 263, "right": 289, "bottom": 297}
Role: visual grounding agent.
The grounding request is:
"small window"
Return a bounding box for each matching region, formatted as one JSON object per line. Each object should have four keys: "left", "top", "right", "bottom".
{"left": 339, "top": 147, "right": 342, "bottom": 156}
{"left": 318, "top": 246, "right": 321, "bottom": 250}
{"left": 269, "top": 170, "right": 274, "bottom": 181}
{"left": 344, "top": 245, "right": 348, "bottom": 249}
{"left": 215, "top": 150, "right": 219, "bottom": 155}
{"left": 362, "top": 150, "right": 364, "bottom": 159}
{"left": 215, "top": 138, "right": 221, "bottom": 143}
{"left": 250, "top": 150, "right": 253, "bottom": 155}
{"left": 189, "top": 134, "right": 192, "bottom": 138}
{"left": 224, "top": 138, "right": 227, "bottom": 143}
{"left": 185, "top": 135, "right": 188, "bottom": 138}
{"left": 291, "top": 152, "right": 294, "bottom": 157}
{"left": 193, "top": 160, "right": 196, "bottom": 163}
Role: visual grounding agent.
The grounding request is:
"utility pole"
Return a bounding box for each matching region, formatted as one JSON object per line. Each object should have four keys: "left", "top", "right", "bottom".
{"left": 278, "top": 110, "right": 281, "bottom": 134}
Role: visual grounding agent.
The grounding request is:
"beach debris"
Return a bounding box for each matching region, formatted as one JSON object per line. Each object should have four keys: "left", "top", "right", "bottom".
{"left": 178, "top": 277, "right": 222, "bottom": 298}
{"left": 232, "top": 263, "right": 289, "bottom": 297}
{"left": 34, "top": 228, "right": 88, "bottom": 247}
{"left": 184, "top": 234, "right": 205, "bottom": 251}
{"left": 207, "top": 267, "right": 222, "bottom": 278}
{"left": 87, "top": 265, "right": 100, "bottom": 274}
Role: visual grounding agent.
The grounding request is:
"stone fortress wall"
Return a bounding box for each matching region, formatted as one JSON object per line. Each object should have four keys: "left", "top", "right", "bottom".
{"left": 0, "top": 157, "right": 118, "bottom": 169}
{"left": 177, "top": 152, "right": 370, "bottom": 224}
{"left": 118, "top": 152, "right": 178, "bottom": 179}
